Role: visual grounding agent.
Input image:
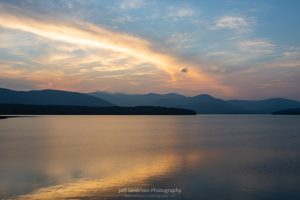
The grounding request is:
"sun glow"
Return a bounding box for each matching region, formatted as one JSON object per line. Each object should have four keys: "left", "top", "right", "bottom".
{"left": 0, "top": 3, "right": 233, "bottom": 96}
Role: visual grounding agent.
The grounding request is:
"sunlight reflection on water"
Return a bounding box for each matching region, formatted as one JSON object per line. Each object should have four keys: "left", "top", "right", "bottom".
{"left": 0, "top": 115, "right": 299, "bottom": 199}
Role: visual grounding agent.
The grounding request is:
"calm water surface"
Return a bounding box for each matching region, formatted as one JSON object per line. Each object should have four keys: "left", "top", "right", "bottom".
{"left": 0, "top": 115, "right": 299, "bottom": 200}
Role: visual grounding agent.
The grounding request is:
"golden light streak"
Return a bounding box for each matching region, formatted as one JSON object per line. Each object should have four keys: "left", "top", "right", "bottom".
{"left": 15, "top": 154, "right": 180, "bottom": 200}
{"left": 0, "top": 3, "right": 234, "bottom": 95}
{"left": 0, "top": 6, "right": 174, "bottom": 74}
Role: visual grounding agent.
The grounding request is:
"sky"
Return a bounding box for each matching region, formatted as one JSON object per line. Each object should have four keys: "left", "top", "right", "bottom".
{"left": 0, "top": 0, "right": 299, "bottom": 100}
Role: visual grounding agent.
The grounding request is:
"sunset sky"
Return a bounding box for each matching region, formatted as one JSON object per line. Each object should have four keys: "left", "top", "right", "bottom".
{"left": 0, "top": 0, "right": 299, "bottom": 99}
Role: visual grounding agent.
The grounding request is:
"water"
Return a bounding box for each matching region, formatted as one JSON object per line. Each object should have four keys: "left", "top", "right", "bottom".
{"left": 0, "top": 115, "right": 299, "bottom": 200}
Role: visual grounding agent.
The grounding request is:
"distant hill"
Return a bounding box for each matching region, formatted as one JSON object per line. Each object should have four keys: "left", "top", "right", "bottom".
{"left": 228, "top": 98, "right": 300, "bottom": 114}
{"left": 1, "top": 88, "right": 299, "bottom": 114}
{"left": 0, "top": 104, "right": 196, "bottom": 115}
{"left": 89, "top": 92, "right": 251, "bottom": 114}
{"left": 88, "top": 92, "right": 185, "bottom": 106}
{"left": 0, "top": 88, "right": 113, "bottom": 107}
{"left": 273, "top": 108, "right": 300, "bottom": 115}
{"left": 152, "top": 94, "right": 251, "bottom": 114}
{"left": 89, "top": 92, "right": 300, "bottom": 114}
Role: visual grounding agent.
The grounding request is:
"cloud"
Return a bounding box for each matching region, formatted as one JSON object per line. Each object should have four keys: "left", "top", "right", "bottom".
{"left": 214, "top": 16, "right": 251, "bottom": 30}
{"left": 0, "top": 61, "right": 83, "bottom": 90}
{"left": 150, "top": 6, "right": 197, "bottom": 21}
{"left": 266, "top": 61, "right": 300, "bottom": 68}
{"left": 169, "top": 7, "right": 196, "bottom": 18}
{"left": 208, "top": 14, "right": 275, "bottom": 67}
{"left": 222, "top": 65, "right": 300, "bottom": 100}
{"left": 264, "top": 49, "right": 300, "bottom": 68}
{"left": 166, "top": 33, "right": 194, "bottom": 50}
{"left": 0, "top": 3, "right": 232, "bottom": 96}
{"left": 112, "top": 15, "right": 137, "bottom": 24}
{"left": 0, "top": 3, "right": 171, "bottom": 75}
{"left": 205, "top": 39, "right": 276, "bottom": 67}
{"left": 237, "top": 39, "right": 275, "bottom": 54}
{"left": 118, "top": 0, "right": 146, "bottom": 10}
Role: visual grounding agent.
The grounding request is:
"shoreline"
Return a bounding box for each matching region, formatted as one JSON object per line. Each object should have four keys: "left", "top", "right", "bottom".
{"left": 0, "top": 116, "right": 33, "bottom": 120}
{"left": 0, "top": 104, "right": 196, "bottom": 115}
{"left": 0, "top": 116, "right": 17, "bottom": 119}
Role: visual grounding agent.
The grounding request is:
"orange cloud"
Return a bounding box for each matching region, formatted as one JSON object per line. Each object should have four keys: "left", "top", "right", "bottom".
{"left": 0, "top": 3, "right": 234, "bottom": 96}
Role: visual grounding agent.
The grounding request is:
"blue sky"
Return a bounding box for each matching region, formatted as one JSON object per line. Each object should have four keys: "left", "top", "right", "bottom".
{"left": 0, "top": 0, "right": 299, "bottom": 99}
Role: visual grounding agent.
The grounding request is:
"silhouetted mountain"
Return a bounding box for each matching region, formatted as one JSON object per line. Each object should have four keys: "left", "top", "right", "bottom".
{"left": 89, "top": 92, "right": 300, "bottom": 114}
{"left": 89, "top": 92, "right": 185, "bottom": 106}
{"left": 0, "top": 104, "right": 196, "bottom": 115}
{"left": 228, "top": 98, "right": 300, "bottom": 114}
{"left": 153, "top": 94, "right": 250, "bottom": 114}
{"left": 90, "top": 92, "right": 250, "bottom": 114}
{"left": 2, "top": 88, "right": 299, "bottom": 114}
{"left": 0, "top": 88, "right": 113, "bottom": 107}
{"left": 185, "top": 94, "right": 250, "bottom": 114}
{"left": 272, "top": 108, "right": 300, "bottom": 115}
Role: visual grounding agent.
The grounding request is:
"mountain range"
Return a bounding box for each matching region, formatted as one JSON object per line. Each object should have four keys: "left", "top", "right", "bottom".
{"left": 89, "top": 91, "right": 300, "bottom": 114}
{"left": 0, "top": 88, "right": 300, "bottom": 114}
{"left": 0, "top": 88, "right": 113, "bottom": 107}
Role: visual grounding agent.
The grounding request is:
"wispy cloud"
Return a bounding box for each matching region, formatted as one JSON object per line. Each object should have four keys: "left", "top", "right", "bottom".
{"left": 168, "top": 6, "right": 196, "bottom": 18}
{"left": 205, "top": 39, "right": 276, "bottom": 67}
{"left": 0, "top": 3, "right": 170, "bottom": 74}
{"left": 237, "top": 39, "right": 275, "bottom": 54}
{"left": 0, "top": 3, "right": 232, "bottom": 96}
{"left": 118, "top": 0, "right": 146, "bottom": 10}
{"left": 264, "top": 48, "right": 300, "bottom": 68}
{"left": 112, "top": 15, "right": 137, "bottom": 24}
{"left": 214, "top": 16, "right": 251, "bottom": 30}
{"left": 149, "top": 6, "right": 197, "bottom": 21}
{"left": 166, "top": 33, "right": 194, "bottom": 50}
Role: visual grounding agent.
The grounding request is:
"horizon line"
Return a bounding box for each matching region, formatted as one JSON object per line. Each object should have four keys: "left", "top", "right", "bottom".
{"left": 1, "top": 86, "right": 299, "bottom": 101}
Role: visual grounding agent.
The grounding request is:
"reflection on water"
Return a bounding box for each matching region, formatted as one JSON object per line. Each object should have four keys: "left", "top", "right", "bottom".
{"left": 0, "top": 115, "right": 300, "bottom": 199}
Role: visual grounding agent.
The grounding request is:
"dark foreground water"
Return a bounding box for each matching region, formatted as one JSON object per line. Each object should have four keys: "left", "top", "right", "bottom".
{"left": 0, "top": 115, "right": 299, "bottom": 200}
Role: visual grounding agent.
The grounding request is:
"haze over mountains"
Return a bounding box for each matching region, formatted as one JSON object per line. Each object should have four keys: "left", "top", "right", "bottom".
{"left": 0, "top": 88, "right": 300, "bottom": 114}
{"left": 89, "top": 92, "right": 300, "bottom": 114}
{"left": 228, "top": 99, "right": 300, "bottom": 114}
{"left": 0, "top": 88, "right": 195, "bottom": 115}
{"left": 0, "top": 88, "right": 113, "bottom": 107}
